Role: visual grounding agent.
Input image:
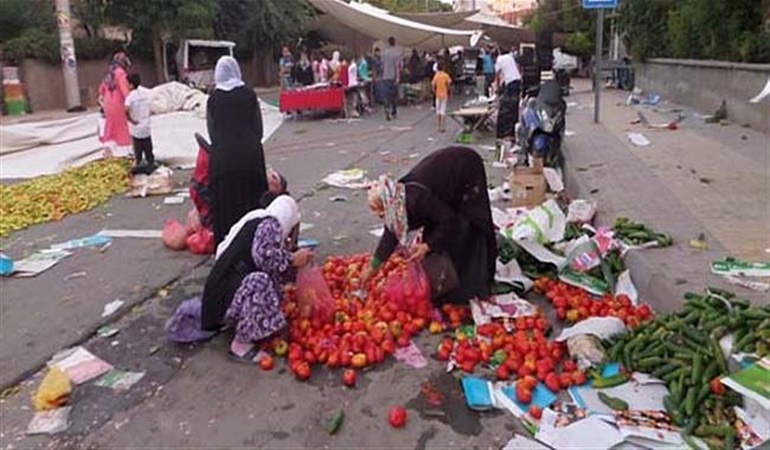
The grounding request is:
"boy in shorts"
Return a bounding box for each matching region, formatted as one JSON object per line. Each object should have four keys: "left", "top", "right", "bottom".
{"left": 432, "top": 61, "right": 452, "bottom": 133}
{"left": 124, "top": 73, "right": 155, "bottom": 170}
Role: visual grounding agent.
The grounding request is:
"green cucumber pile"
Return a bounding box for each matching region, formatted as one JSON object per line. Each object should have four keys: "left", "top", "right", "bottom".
{"left": 614, "top": 217, "right": 673, "bottom": 247}
{"left": 603, "top": 287, "right": 770, "bottom": 449}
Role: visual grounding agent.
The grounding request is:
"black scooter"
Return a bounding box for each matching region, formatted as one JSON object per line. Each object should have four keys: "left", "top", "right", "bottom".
{"left": 515, "top": 80, "right": 567, "bottom": 169}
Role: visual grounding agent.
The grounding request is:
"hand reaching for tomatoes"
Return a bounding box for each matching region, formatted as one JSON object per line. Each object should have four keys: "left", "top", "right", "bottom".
{"left": 292, "top": 249, "right": 314, "bottom": 268}
{"left": 407, "top": 243, "right": 430, "bottom": 262}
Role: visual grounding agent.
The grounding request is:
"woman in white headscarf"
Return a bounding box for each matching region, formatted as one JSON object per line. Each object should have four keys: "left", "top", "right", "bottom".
{"left": 201, "top": 195, "right": 313, "bottom": 362}
{"left": 206, "top": 56, "right": 269, "bottom": 246}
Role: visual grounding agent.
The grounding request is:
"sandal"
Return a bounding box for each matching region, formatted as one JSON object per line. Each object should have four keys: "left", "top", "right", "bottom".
{"left": 228, "top": 345, "right": 265, "bottom": 365}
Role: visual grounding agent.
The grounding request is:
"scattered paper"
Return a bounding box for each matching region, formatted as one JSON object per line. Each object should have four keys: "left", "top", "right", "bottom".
{"left": 470, "top": 294, "right": 538, "bottom": 325}
{"left": 97, "top": 325, "right": 120, "bottom": 338}
{"left": 722, "top": 275, "right": 770, "bottom": 292}
{"left": 494, "top": 258, "right": 535, "bottom": 292}
{"left": 611, "top": 410, "right": 684, "bottom": 446}
{"left": 749, "top": 78, "right": 770, "bottom": 103}
{"left": 502, "top": 435, "right": 551, "bottom": 450}
{"left": 462, "top": 377, "right": 497, "bottom": 411}
{"left": 394, "top": 341, "right": 428, "bottom": 369}
{"left": 615, "top": 270, "right": 640, "bottom": 304}
{"left": 299, "top": 223, "right": 315, "bottom": 232}
{"left": 627, "top": 132, "right": 650, "bottom": 147}
{"left": 163, "top": 196, "right": 185, "bottom": 205}
{"left": 537, "top": 406, "right": 623, "bottom": 449}
{"left": 102, "top": 299, "right": 124, "bottom": 318}
{"left": 556, "top": 317, "right": 626, "bottom": 342}
{"left": 720, "top": 358, "right": 770, "bottom": 410}
{"left": 711, "top": 258, "right": 770, "bottom": 278}
{"left": 48, "top": 346, "right": 113, "bottom": 384}
{"left": 507, "top": 200, "right": 566, "bottom": 244}
{"left": 98, "top": 229, "right": 163, "bottom": 239}
{"left": 94, "top": 370, "right": 145, "bottom": 391}
{"left": 369, "top": 227, "right": 385, "bottom": 238}
{"left": 12, "top": 249, "right": 72, "bottom": 277}
{"left": 517, "top": 239, "right": 567, "bottom": 267}
{"left": 735, "top": 404, "right": 770, "bottom": 449}
{"left": 27, "top": 407, "right": 71, "bottom": 435}
{"left": 329, "top": 195, "right": 348, "bottom": 202}
{"left": 321, "top": 168, "right": 370, "bottom": 189}
{"left": 51, "top": 235, "right": 112, "bottom": 251}
{"left": 570, "top": 375, "right": 667, "bottom": 415}
{"left": 566, "top": 199, "right": 597, "bottom": 223}
{"left": 565, "top": 130, "right": 576, "bottom": 137}
{"left": 64, "top": 271, "right": 86, "bottom": 281}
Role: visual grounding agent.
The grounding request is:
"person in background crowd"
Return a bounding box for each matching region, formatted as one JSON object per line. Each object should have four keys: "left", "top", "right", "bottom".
{"left": 481, "top": 47, "right": 495, "bottom": 95}
{"left": 372, "top": 47, "right": 384, "bottom": 107}
{"left": 423, "top": 52, "right": 437, "bottom": 104}
{"left": 201, "top": 195, "right": 313, "bottom": 362}
{"left": 311, "top": 55, "right": 320, "bottom": 84}
{"left": 432, "top": 61, "right": 452, "bottom": 133}
{"left": 319, "top": 54, "right": 330, "bottom": 83}
{"left": 381, "top": 37, "right": 402, "bottom": 121}
{"left": 295, "top": 52, "right": 314, "bottom": 86}
{"left": 124, "top": 73, "right": 154, "bottom": 171}
{"left": 358, "top": 54, "right": 371, "bottom": 82}
{"left": 495, "top": 46, "right": 523, "bottom": 147}
{"left": 329, "top": 51, "right": 342, "bottom": 80}
{"left": 279, "top": 46, "right": 295, "bottom": 91}
{"left": 98, "top": 51, "right": 132, "bottom": 157}
{"left": 347, "top": 57, "right": 360, "bottom": 115}
{"left": 206, "top": 56, "right": 269, "bottom": 245}
{"left": 361, "top": 146, "right": 497, "bottom": 306}
{"left": 408, "top": 49, "right": 422, "bottom": 84}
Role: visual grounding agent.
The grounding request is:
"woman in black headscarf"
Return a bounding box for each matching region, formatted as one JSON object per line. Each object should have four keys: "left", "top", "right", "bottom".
{"left": 207, "top": 56, "right": 269, "bottom": 245}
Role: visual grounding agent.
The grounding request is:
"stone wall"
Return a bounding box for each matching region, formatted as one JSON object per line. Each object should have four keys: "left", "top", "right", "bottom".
{"left": 634, "top": 58, "right": 770, "bottom": 133}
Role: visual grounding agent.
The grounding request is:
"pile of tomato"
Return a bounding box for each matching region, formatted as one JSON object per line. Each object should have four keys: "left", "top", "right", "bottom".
{"left": 534, "top": 278, "right": 653, "bottom": 327}
{"left": 277, "top": 254, "right": 436, "bottom": 381}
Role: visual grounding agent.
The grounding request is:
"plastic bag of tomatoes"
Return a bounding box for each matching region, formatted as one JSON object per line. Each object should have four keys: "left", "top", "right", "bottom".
{"left": 384, "top": 262, "right": 431, "bottom": 313}
{"left": 296, "top": 265, "right": 334, "bottom": 324}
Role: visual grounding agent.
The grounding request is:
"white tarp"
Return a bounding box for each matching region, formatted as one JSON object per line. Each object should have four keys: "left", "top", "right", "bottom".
{"left": 0, "top": 83, "right": 283, "bottom": 179}
{"left": 309, "top": 0, "right": 480, "bottom": 51}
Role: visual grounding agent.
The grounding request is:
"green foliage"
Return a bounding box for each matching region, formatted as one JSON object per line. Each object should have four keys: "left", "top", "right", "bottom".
{"left": 214, "top": 0, "right": 315, "bottom": 58}
{"left": 103, "top": 0, "right": 219, "bottom": 40}
{"left": 618, "top": 0, "right": 769, "bottom": 63}
{"left": 565, "top": 32, "right": 593, "bottom": 58}
{"left": 3, "top": 31, "right": 127, "bottom": 64}
{"left": 365, "top": 0, "right": 453, "bottom": 13}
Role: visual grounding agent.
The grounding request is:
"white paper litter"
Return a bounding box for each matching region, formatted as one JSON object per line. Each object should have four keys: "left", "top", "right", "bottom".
{"left": 322, "top": 168, "right": 370, "bottom": 189}
{"left": 495, "top": 258, "right": 535, "bottom": 292}
{"left": 102, "top": 299, "right": 124, "bottom": 318}
{"left": 98, "top": 229, "right": 163, "bottom": 239}
{"left": 12, "top": 249, "right": 72, "bottom": 277}
{"left": 536, "top": 408, "right": 624, "bottom": 450}
{"left": 502, "top": 435, "right": 551, "bottom": 450}
{"left": 94, "top": 369, "right": 146, "bottom": 391}
{"left": 470, "top": 294, "right": 538, "bottom": 325}
{"left": 48, "top": 346, "right": 113, "bottom": 384}
{"left": 507, "top": 199, "right": 566, "bottom": 244}
{"left": 27, "top": 407, "right": 72, "bottom": 435}
{"left": 556, "top": 317, "right": 627, "bottom": 342}
{"left": 517, "top": 239, "right": 567, "bottom": 267}
{"left": 369, "top": 227, "right": 385, "bottom": 237}
{"left": 615, "top": 270, "right": 640, "bottom": 305}
{"left": 749, "top": 78, "right": 770, "bottom": 103}
{"left": 722, "top": 274, "right": 770, "bottom": 292}
{"left": 627, "top": 132, "right": 651, "bottom": 147}
{"left": 163, "top": 196, "right": 185, "bottom": 205}
{"left": 566, "top": 199, "right": 597, "bottom": 223}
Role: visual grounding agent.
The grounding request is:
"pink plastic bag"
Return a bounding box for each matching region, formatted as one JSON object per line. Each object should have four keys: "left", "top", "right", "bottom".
{"left": 185, "top": 208, "right": 202, "bottom": 235}
{"left": 162, "top": 219, "right": 187, "bottom": 250}
{"left": 296, "top": 265, "right": 334, "bottom": 324}
{"left": 186, "top": 228, "right": 214, "bottom": 255}
{"left": 384, "top": 262, "right": 431, "bottom": 316}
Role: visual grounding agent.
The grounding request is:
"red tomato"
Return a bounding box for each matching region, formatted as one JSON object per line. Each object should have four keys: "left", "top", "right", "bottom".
{"left": 529, "top": 405, "right": 543, "bottom": 420}
{"left": 559, "top": 372, "right": 573, "bottom": 388}
{"left": 572, "top": 370, "right": 588, "bottom": 386}
{"left": 521, "top": 375, "right": 538, "bottom": 390}
{"left": 259, "top": 355, "right": 274, "bottom": 371}
{"left": 342, "top": 369, "right": 357, "bottom": 387}
{"left": 516, "top": 384, "right": 533, "bottom": 404}
{"left": 545, "top": 373, "right": 561, "bottom": 393}
{"left": 563, "top": 360, "right": 578, "bottom": 372}
{"left": 293, "top": 361, "right": 311, "bottom": 381}
{"left": 388, "top": 406, "right": 407, "bottom": 428}
{"left": 496, "top": 365, "right": 510, "bottom": 381}
{"left": 710, "top": 378, "right": 725, "bottom": 395}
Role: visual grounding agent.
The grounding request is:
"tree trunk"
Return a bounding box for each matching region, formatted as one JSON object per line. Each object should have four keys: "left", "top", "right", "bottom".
{"left": 152, "top": 28, "right": 165, "bottom": 86}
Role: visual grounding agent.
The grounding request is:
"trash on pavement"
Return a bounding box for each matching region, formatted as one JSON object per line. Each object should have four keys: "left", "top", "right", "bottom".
{"left": 326, "top": 409, "right": 345, "bottom": 435}
{"left": 556, "top": 317, "right": 626, "bottom": 343}
{"left": 49, "top": 346, "right": 113, "bottom": 384}
{"left": 369, "top": 227, "right": 385, "bottom": 237}
{"left": 722, "top": 274, "right": 770, "bottom": 292}
{"left": 735, "top": 404, "right": 770, "bottom": 448}
{"left": 689, "top": 234, "right": 708, "bottom": 250}
{"left": 166, "top": 297, "right": 216, "bottom": 343}
{"left": 720, "top": 358, "right": 770, "bottom": 410}
{"left": 502, "top": 434, "right": 551, "bottom": 450}
{"left": 566, "top": 199, "right": 597, "bottom": 224}
{"left": 321, "top": 168, "right": 370, "bottom": 189}
{"left": 461, "top": 376, "right": 497, "bottom": 411}
{"left": 494, "top": 258, "right": 535, "bottom": 292}
{"left": 297, "top": 239, "right": 319, "bottom": 249}
{"left": 612, "top": 410, "right": 684, "bottom": 447}
{"left": 94, "top": 369, "right": 146, "bottom": 391}
{"left": 566, "top": 335, "right": 605, "bottom": 369}
{"left": 12, "top": 249, "right": 72, "bottom": 277}
{"left": 64, "top": 271, "right": 86, "bottom": 281}
{"left": 102, "top": 299, "right": 124, "bottom": 317}
{"left": 26, "top": 406, "right": 72, "bottom": 435}
{"left": 569, "top": 373, "right": 667, "bottom": 415}
{"left": 98, "top": 229, "right": 163, "bottom": 239}
{"left": 97, "top": 325, "right": 120, "bottom": 338}
{"left": 330, "top": 195, "right": 348, "bottom": 202}
{"left": 470, "top": 294, "right": 538, "bottom": 325}
{"left": 128, "top": 166, "right": 173, "bottom": 197}
{"left": 0, "top": 252, "right": 13, "bottom": 276}
{"left": 542, "top": 167, "right": 564, "bottom": 193}
{"left": 506, "top": 199, "right": 566, "bottom": 244}
{"left": 300, "top": 222, "right": 315, "bottom": 232}
{"left": 394, "top": 340, "right": 428, "bottom": 369}
{"left": 487, "top": 182, "right": 512, "bottom": 202}
{"left": 711, "top": 258, "right": 770, "bottom": 278}
{"left": 50, "top": 234, "right": 112, "bottom": 251}
{"left": 33, "top": 367, "right": 72, "bottom": 411}
{"left": 749, "top": 78, "right": 770, "bottom": 103}
{"left": 627, "top": 132, "right": 650, "bottom": 147}
{"left": 162, "top": 219, "right": 188, "bottom": 250}
{"left": 163, "top": 195, "right": 185, "bottom": 205}
{"left": 535, "top": 404, "right": 623, "bottom": 449}
{"left": 509, "top": 168, "right": 546, "bottom": 208}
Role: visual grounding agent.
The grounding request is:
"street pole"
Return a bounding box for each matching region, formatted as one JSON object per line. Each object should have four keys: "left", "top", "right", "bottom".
{"left": 55, "top": 0, "right": 83, "bottom": 112}
{"left": 593, "top": 7, "right": 604, "bottom": 124}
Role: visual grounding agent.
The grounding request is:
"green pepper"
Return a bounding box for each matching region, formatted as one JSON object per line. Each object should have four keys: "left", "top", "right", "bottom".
{"left": 326, "top": 409, "right": 345, "bottom": 435}
{"left": 592, "top": 373, "right": 630, "bottom": 389}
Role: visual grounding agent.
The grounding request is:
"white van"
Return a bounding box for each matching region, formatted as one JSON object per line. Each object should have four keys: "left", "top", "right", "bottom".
{"left": 163, "top": 39, "right": 236, "bottom": 90}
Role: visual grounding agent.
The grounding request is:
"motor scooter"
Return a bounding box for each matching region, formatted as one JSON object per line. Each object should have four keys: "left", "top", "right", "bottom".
{"left": 514, "top": 80, "right": 567, "bottom": 169}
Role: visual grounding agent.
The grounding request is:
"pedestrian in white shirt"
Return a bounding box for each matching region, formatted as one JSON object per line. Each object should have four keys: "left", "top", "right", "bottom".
{"left": 494, "top": 48, "right": 523, "bottom": 142}
{"left": 124, "top": 73, "right": 154, "bottom": 168}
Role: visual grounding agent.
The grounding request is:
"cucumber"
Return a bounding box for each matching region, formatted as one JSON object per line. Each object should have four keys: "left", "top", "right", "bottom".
{"left": 598, "top": 392, "right": 629, "bottom": 411}
{"left": 711, "top": 337, "right": 728, "bottom": 374}
{"left": 684, "top": 386, "right": 697, "bottom": 416}
{"left": 326, "top": 409, "right": 345, "bottom": 435}
{"left": 701, "top": 360, "right": 719, "bottom": 385}
{"left": 691, "top": 353, "right": 703, "bottom": 386}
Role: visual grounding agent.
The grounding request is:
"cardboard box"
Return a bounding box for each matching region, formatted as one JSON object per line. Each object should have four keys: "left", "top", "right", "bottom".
{"left": 509, "top": 167, "right": 546, "bottom": 208}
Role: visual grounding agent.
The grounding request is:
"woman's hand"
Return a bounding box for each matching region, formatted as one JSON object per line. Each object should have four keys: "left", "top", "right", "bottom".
{"left": 360, "top": 264, "right": 376, "bottom": 284}
{"left": 292, "top": 249, "right": 313, "bottom": 268}
{"left": 407, "top": 242, "right": 430, "bottom": 262}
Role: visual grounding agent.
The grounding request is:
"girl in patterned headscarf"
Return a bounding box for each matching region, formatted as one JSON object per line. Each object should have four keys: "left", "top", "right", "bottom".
{"left": 98, "top": 51, "right": 132, "bottom": 156}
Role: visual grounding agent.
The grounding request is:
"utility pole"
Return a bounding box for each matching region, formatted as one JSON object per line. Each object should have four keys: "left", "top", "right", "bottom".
{"left": 55, "top": 0, "right": 83, "bottom": 112}
{"left": 593, "top": 8, "right": 604, "bottom": 124}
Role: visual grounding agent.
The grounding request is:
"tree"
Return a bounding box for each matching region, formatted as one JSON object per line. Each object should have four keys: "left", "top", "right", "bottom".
{"left": 366, "top": 0, "right": 453, "bottom": 12}
{"left": 565, "top": 31, "right": 593, "bottom": 59}
{"left": 102, "top": 0, "right": 219, "bottom": 83}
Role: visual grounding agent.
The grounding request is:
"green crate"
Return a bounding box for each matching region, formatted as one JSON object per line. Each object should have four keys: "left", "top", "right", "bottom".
{"left": 5, "top": 98, "right": 26, "bottom": 116}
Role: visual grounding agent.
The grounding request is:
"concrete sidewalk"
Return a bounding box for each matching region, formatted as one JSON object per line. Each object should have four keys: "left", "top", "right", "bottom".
{"left": 563, "top": 82, "right": 769, "bottom": 312}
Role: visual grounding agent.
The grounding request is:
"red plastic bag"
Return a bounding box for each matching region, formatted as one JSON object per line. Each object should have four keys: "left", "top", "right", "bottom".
{"left": 384, "top": 261, "right": 431, "bottom": 316}
{"left": 162, "top": 219, "right": 187, "bottom": 250}
{"left": 296, "top": 265, "right": 334, "bottom": 324}
{"left": 186, "top": 228, "right": 214, "bottom": 255}
{"left": 186, "top": 208, "right": 202, "bottom": 235}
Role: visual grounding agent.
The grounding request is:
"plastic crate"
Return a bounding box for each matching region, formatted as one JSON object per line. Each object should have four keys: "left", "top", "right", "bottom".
{"left": 5, "top": 98, "right": 27, "bottom": 116}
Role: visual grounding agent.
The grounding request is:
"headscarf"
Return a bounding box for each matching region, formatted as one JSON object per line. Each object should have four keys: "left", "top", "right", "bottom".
{"left": 103, "top": 52, "right": 130, "bottom": 92}
{"left": 329, "top": 51, "right": 341, "bottom": 71}
{"left": 214, "top": 56, "right": 245, "bottom": 92}
{"left": 215, "top": 195, "right": 299, "bottom": 259}
{"left": 370, "top": 175, "right": 409, "bottom": 247}
{"left": 299, "top": 53, "right": 310, "bottom": 69}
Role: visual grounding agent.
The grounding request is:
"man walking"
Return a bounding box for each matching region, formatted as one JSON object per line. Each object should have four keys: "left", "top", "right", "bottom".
{"left": 381, "top": 36, "right": 402, "bottom": 121}
{"left": 495, "top": 46, "right": 522, "bottom": 147}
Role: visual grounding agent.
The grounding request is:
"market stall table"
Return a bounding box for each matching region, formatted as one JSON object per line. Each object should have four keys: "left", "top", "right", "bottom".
{"left": 449, "top": 104, "right": 497, "bottom": 134}
{"left": 279, "top": 87, "right": 346, "bottom": 115}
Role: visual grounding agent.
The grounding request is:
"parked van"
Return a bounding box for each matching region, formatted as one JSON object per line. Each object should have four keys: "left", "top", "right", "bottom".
{"left": 163, "top": 39, "right": 236, "bottom": 90}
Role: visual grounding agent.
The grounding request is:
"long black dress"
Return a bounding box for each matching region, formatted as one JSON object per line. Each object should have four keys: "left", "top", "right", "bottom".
{"left": 374, "top": 146, "right": 498, "bottom": 304}
{"left": 207, "top": 86, "right": 268, "bottom": 245}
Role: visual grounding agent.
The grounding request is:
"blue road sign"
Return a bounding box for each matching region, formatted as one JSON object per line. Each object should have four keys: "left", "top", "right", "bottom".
{"left": 582, "top": 0, "right": 618, "bottom": 8}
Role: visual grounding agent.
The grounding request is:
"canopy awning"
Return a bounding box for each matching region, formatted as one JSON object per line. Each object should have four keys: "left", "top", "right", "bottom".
{"left": 309, "top": 0, "right": 481, "bottom": 52}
